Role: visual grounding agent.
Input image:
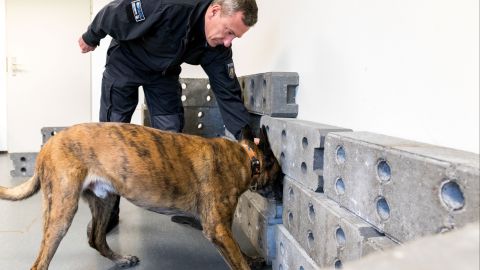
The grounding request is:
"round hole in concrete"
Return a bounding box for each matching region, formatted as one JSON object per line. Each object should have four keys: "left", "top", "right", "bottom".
{"left": 280, "top": 242, "right": 285, "bottom": 255}
{"left": 302, "top": 137, "right": 308, "bottom": 149}
{"left": 335, "top": 227, "right": 346, "bottom": 248}
{"left": 334, "top": 259, "right": 343, "bottom": 269}
{"left": 288, "top": 211, "right": 294, "bottom": 226}
{"left": 181, "top": 83, "right": 187, "bottom": 89}
{"left": 307, "top": 230, "right": 314, "bottom": 249}
{"left": 20, "top": 167, "right": 27, "bottom": 173}
{"left": 197, "top": 123, "right": 203, "bottom": 130}
{"left": 262, "top": 97, "right": 266, "bottom": 106}
{"left": 308, "top": 202, "right": 315, "bottom": 222}
{"left": 50, "top": 131, "right": 57, "bottom": 136}
{"left": 250, "top": 79, "right": 255, "bottom": 90}
{"left": 377, "top": 159, "right": 391, "bottom": 182}
{"left": 241, "top": 80, "right": 246, "bottom": 89}
{"left": 20, "top": 157, "right": 27, "bottom": 162}
{"left": 280, "top": 152, "right": 286, "bottom": 165}
{"left": 249, "top": 95, "right": 255, "bottom": 106}
{"left": 335, "top": 177, "right": 345, "bottom": 195}
{"left": 301, "top": 162, "right": 307, "bottom": 174}
{"left": 299, "top": 266, "right": 305, "bottom": 270}
{"left": 376, "top": 196, "right": 390, "bottom": 220}
{"left": 440, "top": 180, "right": 465, "bottom": 211}
{"left": 197, "top": 111, "right": 204, "bottom": 118}
{"left": 336, "top": 145, "right": 346, "bottom": 164}
{"left": 281, "top": 130, "right": 287, "bottom": 140}
{"left": 181, "top": 95, "right": 187, "bottom": 102}
{"left": 263, "top": 78, "right": 267, "bottom": 88}
{"left": 266, "top": 125, "right": 270, "bottom": 132}
{"left": 288, "top": 186, "right": 294, "bottom": 200}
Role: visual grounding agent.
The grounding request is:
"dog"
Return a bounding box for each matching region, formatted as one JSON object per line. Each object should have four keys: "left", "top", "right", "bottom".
{"left": 0, "top": 122, "right": 282, "bottom": 270}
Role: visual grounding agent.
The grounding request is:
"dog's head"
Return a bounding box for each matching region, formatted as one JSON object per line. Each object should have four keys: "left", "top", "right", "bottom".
{"left": 239, "top": 125, "right": 283, "bottom": 201}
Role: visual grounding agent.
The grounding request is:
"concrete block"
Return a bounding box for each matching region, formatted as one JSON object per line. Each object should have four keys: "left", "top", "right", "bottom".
{"left": 283, "top": 177, "right": 396, "bottom": 268}
{"left": 10, "top": 152, "right": 37, "bottom": 177}
{"left": 180, "top": 78, "right": 217, "bottom": 107}
{"left": 239, "top": 72, "right": 299, "bottom": 117}
{"left": 342, "top": 222, "right": 479, "bottom": 270}
{"left": 41, "top": 127, "right": 66, "bottom": 145}
{"left": 272, "top": 224, "right": 321, "bottom": 270}
{"left": 260, "top": 116, "right": 352, "bottom": 191}
{"left": 323, "top": 131, "right": 480, "bottom": 243}
{"left": 233, "top": 191, "right": 282, "bottom": 264}
{"left": 183, "top": 107, "right": 225, "bottom": 138}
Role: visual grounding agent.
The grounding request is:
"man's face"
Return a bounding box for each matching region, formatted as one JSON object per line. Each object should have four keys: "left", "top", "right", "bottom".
{"left": 204, "top": 5, "right": 250, "bottom": 48}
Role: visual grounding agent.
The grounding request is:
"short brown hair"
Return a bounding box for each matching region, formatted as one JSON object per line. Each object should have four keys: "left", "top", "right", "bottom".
{"left": 212, "top": 0, "right": 258, "bottom": 27}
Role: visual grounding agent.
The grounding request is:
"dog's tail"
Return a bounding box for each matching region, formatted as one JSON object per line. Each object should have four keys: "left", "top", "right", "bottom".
{"left": 0, "top": 174, "right": 40, "bottom": 201}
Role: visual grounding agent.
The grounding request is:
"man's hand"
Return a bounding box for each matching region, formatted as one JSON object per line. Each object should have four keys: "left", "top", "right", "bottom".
{"left": 78, "top": 37, "right": 97, "bottom": 53}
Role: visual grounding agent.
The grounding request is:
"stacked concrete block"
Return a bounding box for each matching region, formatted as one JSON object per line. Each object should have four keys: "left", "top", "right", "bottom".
{"left": 282, "top": 176, "right": 396, "bottom": 268}
{"left": 273, "top": 225, "right": 321, "bottom": 270}
{"left": 11, "top": 127, "right": 67, "bottom": 177}
{"left": 260, "top": 116, "right": 352, "bottom": 192}
{"left": 233, "top": 191, "right": 283, "bottom": 264}
{"left": 10, "top": 152, "right": 37, "bottom": 177}
{"left": 239, "top": 72, "right": 299, "bottom": 117}
{"left": 41, "top": 127, "right": 66, "bottom": 145}
{"left": 323, "top": 131, "right": 480, "bottom": 243}
{"left": 179, "top": 78, "right": 225, "bottom": 137}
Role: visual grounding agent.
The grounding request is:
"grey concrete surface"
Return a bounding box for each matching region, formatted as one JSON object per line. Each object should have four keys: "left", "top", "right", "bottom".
{"left": 0, "top": 153, "right": 269, "bottom": 270}
{"left": 283, "top": 177, "right": 396, "bottom": 268}
{"left": 323, "top": 131, "right": 480, "bottom": 243}
{"left": 339, "top": 222, "right": 480, "bottom": 270}
{"left": 273, "top": 225, "right": 320, "bottom": 270}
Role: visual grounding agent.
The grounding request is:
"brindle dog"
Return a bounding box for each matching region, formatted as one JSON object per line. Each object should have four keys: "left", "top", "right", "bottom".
{"left": 0, "top": 123, "right": 282, "bottom": 270}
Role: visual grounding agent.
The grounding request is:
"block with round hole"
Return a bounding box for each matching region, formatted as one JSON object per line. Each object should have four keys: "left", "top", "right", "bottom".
{"left": 179, "top": 78, "right": 217, "bottom": 107}
{"left": 261, "top": 116, "right": 352, "bottom": 191}
{"left": 41, "top": 127, "right": 66, "bottom": 145}
{"left": 9, "top": 152, "right": 38, "bottom": 177}
{"left": 284, "top": 177, "right": 397, "bottom": 268}
{"left": 323, "top": 131, "right": 480, "bottom": 243}
{"left": 182, "top": 107, "right": 225, "bottom": 137}
{"left": 272, "top": 225, "right": 321, "bottom": 270}
{"left": 233, "top": 190, "right": 282, "bottom": 264}
{"left": 239, "top": 72, "right": 299, "bottom": 117}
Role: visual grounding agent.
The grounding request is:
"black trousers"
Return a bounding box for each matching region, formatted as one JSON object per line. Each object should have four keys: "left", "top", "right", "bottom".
{"left": 99, "top": 72, "right": 184, "bottom": 131}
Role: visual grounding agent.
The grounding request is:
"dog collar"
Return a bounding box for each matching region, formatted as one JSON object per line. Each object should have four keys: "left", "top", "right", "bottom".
{"left": 240, "top": 143, "right": 261, "bottom": 177}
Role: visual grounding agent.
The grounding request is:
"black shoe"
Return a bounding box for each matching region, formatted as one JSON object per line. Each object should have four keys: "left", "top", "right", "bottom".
{"left": 171, "top": 215, "right": 203, "bottom": 230}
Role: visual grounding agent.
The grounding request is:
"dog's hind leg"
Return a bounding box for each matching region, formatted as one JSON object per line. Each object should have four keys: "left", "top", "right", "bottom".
{"left": 30, "top": 178, "right": 80, "bottom": 270}
{"left": 83, "top": 190, "right": 139, "bottom": 268}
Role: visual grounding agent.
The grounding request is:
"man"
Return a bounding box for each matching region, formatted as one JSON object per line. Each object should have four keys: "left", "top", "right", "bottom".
{"left": 79, "top": 0, "right": 257, "bottom": 231}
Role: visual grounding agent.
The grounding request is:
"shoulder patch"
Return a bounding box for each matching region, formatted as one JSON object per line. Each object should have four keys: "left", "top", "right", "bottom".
{"left": 226, "top": 62, "right": 236, "bottom": 79}
{"left": 131, "top": 0, "right": 146, "bottom": 22}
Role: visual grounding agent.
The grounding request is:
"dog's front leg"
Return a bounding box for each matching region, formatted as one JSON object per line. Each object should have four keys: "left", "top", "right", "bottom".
{"left": 204, "top": 222, "right": 250, "bottom": 270}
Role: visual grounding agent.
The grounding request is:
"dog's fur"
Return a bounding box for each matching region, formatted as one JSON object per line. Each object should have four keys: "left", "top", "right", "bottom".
{"left": 0, "top": 123, "right": 282, "bottom": 270}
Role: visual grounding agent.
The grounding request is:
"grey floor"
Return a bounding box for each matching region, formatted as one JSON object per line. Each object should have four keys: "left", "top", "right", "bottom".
{"left": 0, "top": 153, "right": 267, "bottom": 270}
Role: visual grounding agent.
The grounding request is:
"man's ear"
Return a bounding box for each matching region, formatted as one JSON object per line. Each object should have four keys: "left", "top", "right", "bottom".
{"left": 239, "top": 125, "right": 254, "bottom": 142}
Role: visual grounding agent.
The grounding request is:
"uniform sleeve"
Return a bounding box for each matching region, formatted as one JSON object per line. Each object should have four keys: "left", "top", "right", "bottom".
{"left": 82, "top": 0, "right": 164, "bottom": 46}
{"left": 201, "top": 47, "right": 250, "bottom": 139}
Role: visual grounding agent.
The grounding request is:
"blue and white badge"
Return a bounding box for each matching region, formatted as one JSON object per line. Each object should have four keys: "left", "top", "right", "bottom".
{"left": 131, "top": 0, "right": 145, "bottom": 22}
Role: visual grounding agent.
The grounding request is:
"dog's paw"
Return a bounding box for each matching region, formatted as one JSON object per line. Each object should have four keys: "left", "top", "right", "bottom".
{"left": 246, "top": 256, "right": 266, "bottom": 270}
{"left": 115, "top": 255, "right": 140, "bottom": 268}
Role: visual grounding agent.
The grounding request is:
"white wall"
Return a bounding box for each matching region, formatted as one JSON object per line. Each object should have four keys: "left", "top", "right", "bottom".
{"left": 0, "top": 0, "right": 6, "bottom": 151}
{"left": 229, "top": 0, "right": 479, "bottom": 153}
{"left": 93, "top": 0, "right": 479, "bottom": 153}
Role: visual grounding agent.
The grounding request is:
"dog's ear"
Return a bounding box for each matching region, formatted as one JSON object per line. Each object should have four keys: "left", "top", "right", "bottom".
{"left": 258, "top": 125, "right": 272, "bottom": 152}
{"left": 239, "top": 125, "right": 255, "bottom": 142}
